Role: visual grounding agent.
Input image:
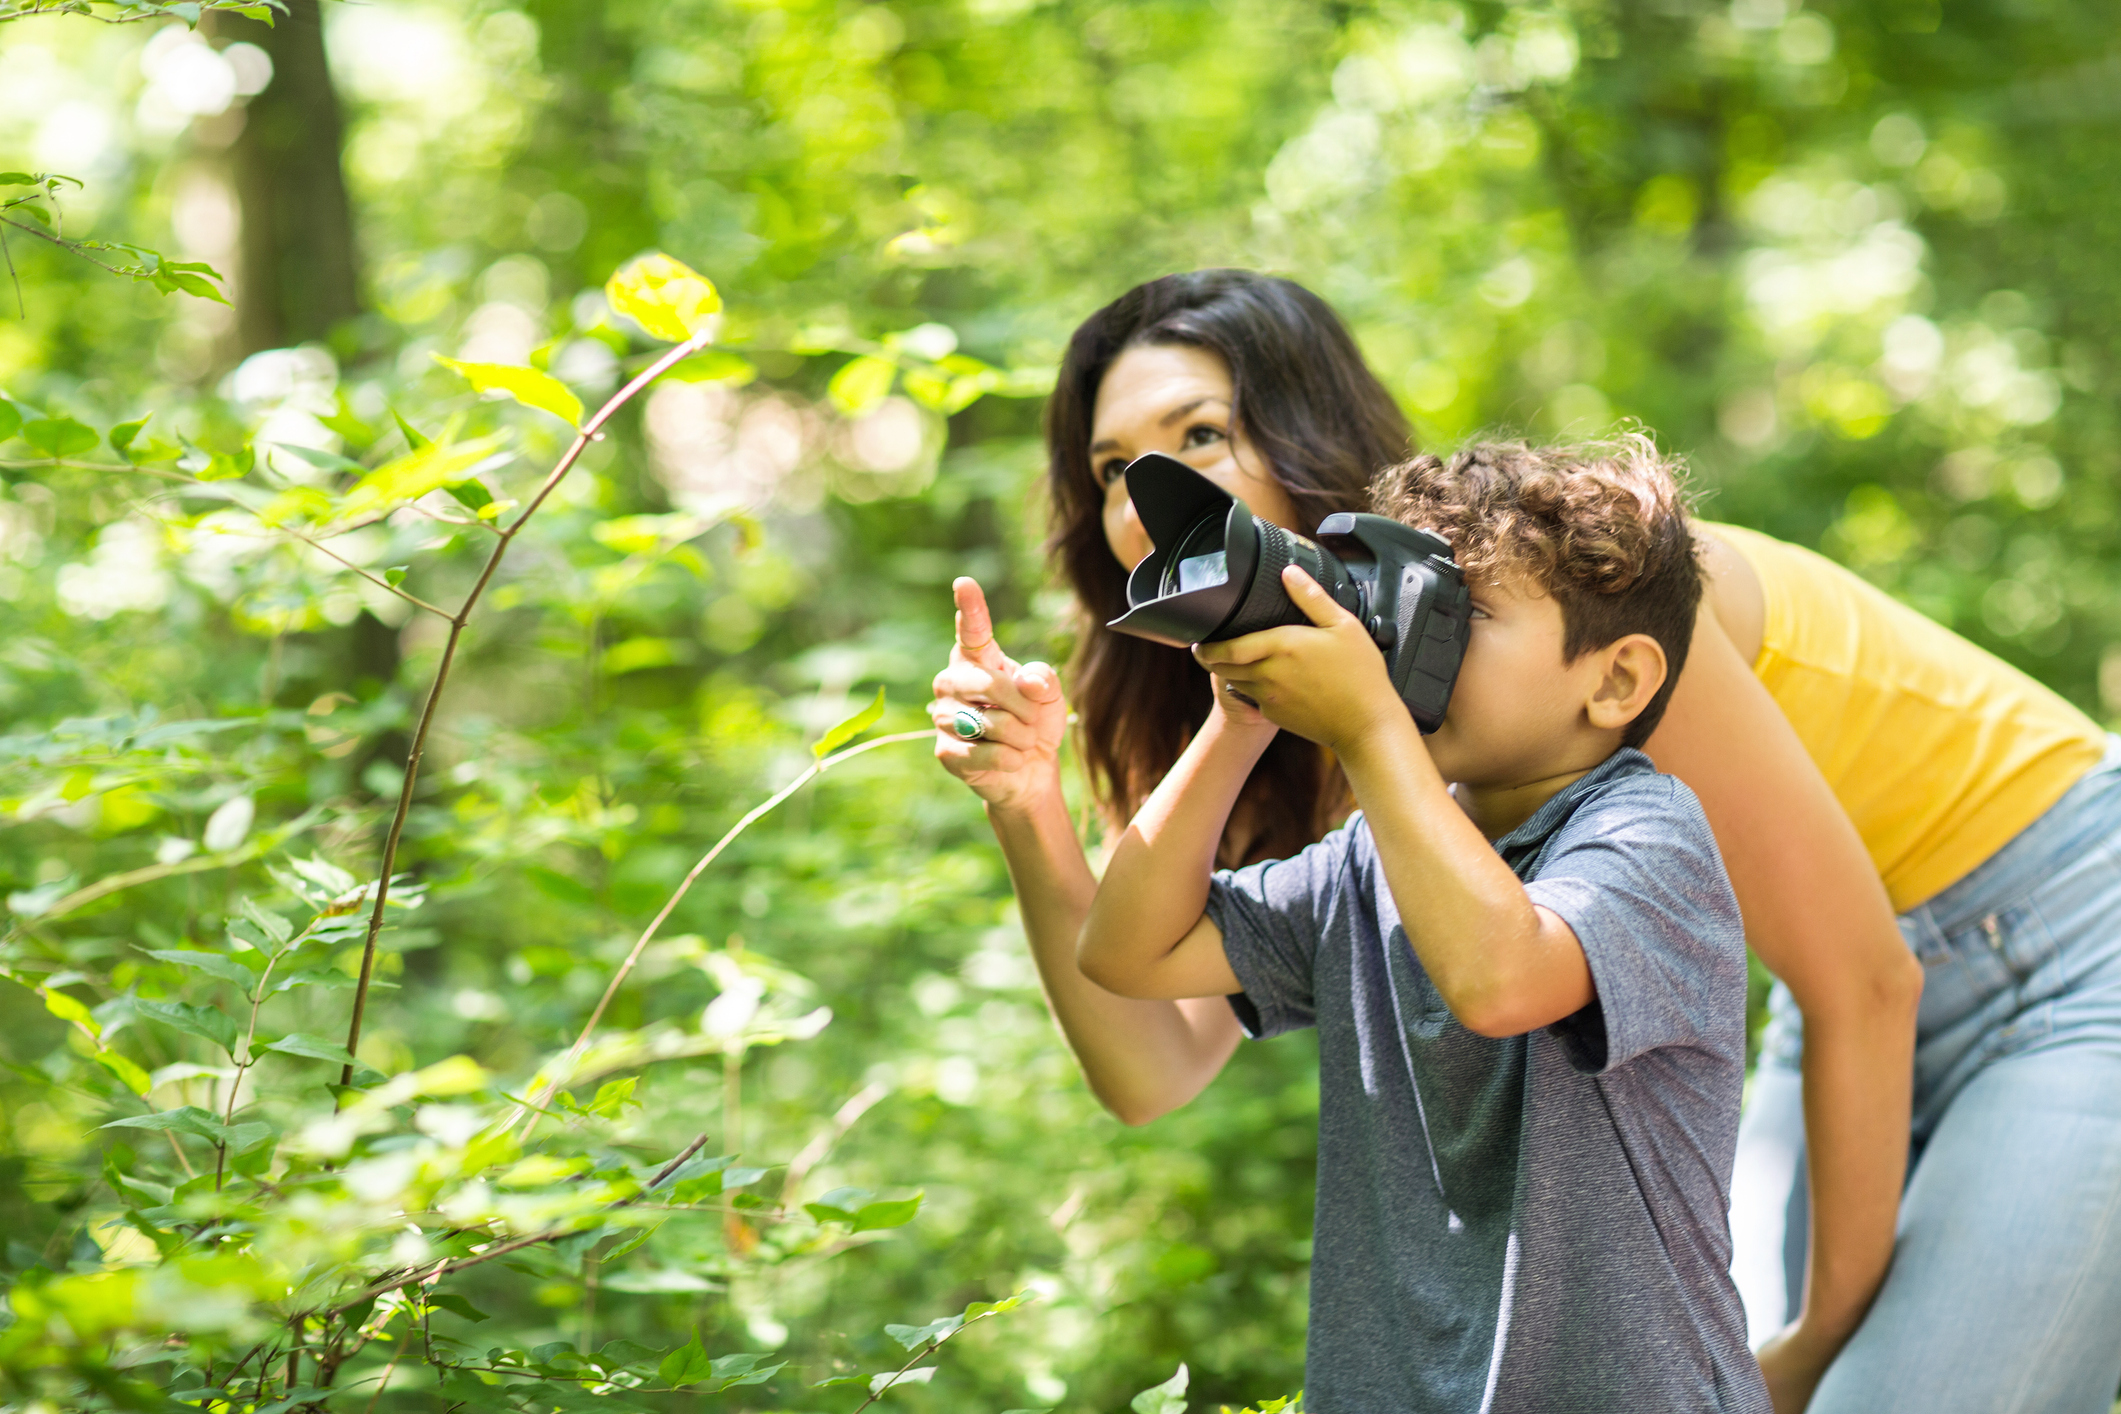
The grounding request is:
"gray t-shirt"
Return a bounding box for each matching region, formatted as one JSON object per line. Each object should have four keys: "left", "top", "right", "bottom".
{"left": 1207, "top": 748, "right": 1767, "bottom": 1414}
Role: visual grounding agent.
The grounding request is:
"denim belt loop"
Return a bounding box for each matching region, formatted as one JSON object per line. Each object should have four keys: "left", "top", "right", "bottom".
{"left": 1899, "top": 903, "right": 1952, "bottom": 967}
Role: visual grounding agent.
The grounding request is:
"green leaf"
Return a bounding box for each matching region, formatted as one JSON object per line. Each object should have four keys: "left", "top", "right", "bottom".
{"left": 1131, "top": 1363, "right": 1189, "bottom": 1414}
{"left": 665, "top": 350, "right": 756, "bottom": 385}
{"left": 814, "top": 686, "right": 886, "bottom": 758}
{"left": 134, "top": 998, "right": 240, "bottom": 1052}
{"left": 853, "top": 1193, "right": 923, "bottom": 1232}
{"left": 828, "top": 355, "right": 897, "bottom": 417}
{"left": 426, "top": 1293, "right": 490, "bottom": 1323}
{"left": 884, "top": 1313, "right": 962, "bottom": 1351}
{"left": 392, "top": 410, "right": 432, "bottom": 450}
{"left": 41, "top": 988, "right": 100, "bottom": 1036}
{"left": 964, "top": 1292, "right": 1034, "bottom": 1321}
{"left": 588, "top": 1077, "right": 638, "bottom": 1117}
{"left": 103, "top": 1106, "right": 225, "bottom": 1142}
{"left": 605, "top": 253, "right": 721, "bottom": 343}
{"left": 434, "top": 355, "right": 584, "bottom": 428}
{"left": 262, "top": 1032, "right": 358, "bottom": 1066}
{"left": 198, "top": 447, "right": 254, "bottom": 482}
{"left": 657, "top": 1333, "right": 714, "bottom": 1387}
{"left": 109, "top": 415, "right": 148, "bottom": 458}
{"left": 156, "top": 267, "right": 229, "bottom": 304}
{"left": 868, "top": 1367, "right": 936, "bottom": 1396}
{"left": 0, "top": 173, "right": 37, "bottom": 186}
{"left": 267, "top": 967, "right": 361, "bottom": 995}
{"left": 602, "top": 1219, "right": 662, "bottom": 1262}
{"left": 707, "top": 1353, "right": 783, "bottom": 1389}
{"left": 0, "top": 400, "right": 19, "bottom": 443}
{"left": 144, "top": 949, "right": 258, "bottom": 993}
{"left": 93, "top": 1050, "right": 152, "bottom": 1096}
{"left": 21, "top": 417, "right": 98, "bottom": 458}
{"left": 383, "top": 566, "right": 409, "bottom": 588}
{"left": 446, "top": 479, "right": 493, "bottom": 512}
{"left": 340, "top": 434, "right": 510, "bottom": 520}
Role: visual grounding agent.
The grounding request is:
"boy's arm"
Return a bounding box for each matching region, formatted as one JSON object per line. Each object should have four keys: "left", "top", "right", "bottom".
{"left": 1340, "top": 712, "right": 1594, "bottom": 1037}
{"left": 1077, "top": 706, "right": 1275, "bottom": 1001}
{"left": 1196, "top": 569, "right": 1592, "bottom": 1037}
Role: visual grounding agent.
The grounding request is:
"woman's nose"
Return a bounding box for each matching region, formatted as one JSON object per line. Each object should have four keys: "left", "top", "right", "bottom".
{"left": 1115, "top": 499, "right": 1152, "bottom": 570}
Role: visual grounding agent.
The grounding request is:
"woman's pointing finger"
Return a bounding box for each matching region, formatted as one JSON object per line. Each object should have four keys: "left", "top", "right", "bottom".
{"left": 953, "top": 576, "right": 1008, "bottom": 670}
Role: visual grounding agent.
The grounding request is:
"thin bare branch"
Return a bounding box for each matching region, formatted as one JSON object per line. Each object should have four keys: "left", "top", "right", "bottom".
{"left": 339, "top": 332, "right": 714, "bottom": 1090}
{"left": 321, "top": 1132, "right": 710, "bottom": 1318}
{"left": 515, "top": 729, "right": 928, "bottom": 1123}
{"left": 280, "top": 526, "right": 454, "bottom": 620}
{"left": 34, "top": 819, "right": 319, "bottom": 921}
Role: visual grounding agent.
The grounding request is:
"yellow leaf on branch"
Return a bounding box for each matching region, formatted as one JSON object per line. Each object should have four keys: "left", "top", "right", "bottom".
{"left": 605, "top": 253, "right": 721, "bottom": 344}
{"left": 433, "top": 355, "right": 584, "bottom": 428}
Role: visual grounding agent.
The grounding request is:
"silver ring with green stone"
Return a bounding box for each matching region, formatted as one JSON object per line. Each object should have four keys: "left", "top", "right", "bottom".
{"left": 951, "top": 707, "right": 990, "bottom": 741}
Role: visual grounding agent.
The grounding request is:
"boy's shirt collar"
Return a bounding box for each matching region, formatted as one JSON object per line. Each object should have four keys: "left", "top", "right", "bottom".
{"left": 1488, "top": 748, "right": 1655, "bottom": 880}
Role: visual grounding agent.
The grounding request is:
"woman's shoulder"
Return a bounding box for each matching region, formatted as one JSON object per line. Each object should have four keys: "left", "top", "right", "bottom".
{"left": 1690, "top": 522, "right": 1768, "bottom": 666}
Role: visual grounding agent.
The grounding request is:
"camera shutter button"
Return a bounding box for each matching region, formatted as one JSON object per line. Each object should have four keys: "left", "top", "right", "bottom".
{"left": 1368, "top": 615, "right": 1394, "bottom": 647}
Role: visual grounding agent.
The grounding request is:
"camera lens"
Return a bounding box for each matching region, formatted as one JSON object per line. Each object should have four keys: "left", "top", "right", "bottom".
{"left": 1163, "top": 515, "right": 1231, "bottom": 596}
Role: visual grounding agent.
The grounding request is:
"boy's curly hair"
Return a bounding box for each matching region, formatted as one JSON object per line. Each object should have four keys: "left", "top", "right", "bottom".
{"left": 1369, "top": 433, "right": 1701, "bottom": 747}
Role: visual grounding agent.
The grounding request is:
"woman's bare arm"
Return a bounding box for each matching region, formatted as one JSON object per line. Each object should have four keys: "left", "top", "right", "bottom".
{"left": 934, "top": 578, "right": 1243, "bottom": 1125}
{"left": 1645, "top": 594, "right": 1924, "bottom": 1412}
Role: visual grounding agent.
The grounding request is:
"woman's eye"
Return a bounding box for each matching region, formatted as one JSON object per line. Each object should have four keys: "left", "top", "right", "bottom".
{"left": 1180, "top": 423, "right": 1227, "bottom": 451}
{"left": 1097, "top": 458, "right": 1128, "bottom": 487}
{"left": 1468, "top": 604, "right": 1491, "bottom": 621}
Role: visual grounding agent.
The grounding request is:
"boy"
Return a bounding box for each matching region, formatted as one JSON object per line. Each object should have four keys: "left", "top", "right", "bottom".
{"left": 1078, "top": 438, "right": 1769, "bottom": 1413}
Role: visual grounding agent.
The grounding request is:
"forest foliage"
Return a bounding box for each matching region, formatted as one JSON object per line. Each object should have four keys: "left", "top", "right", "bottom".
{"left": 1, "top": 0, "right": 2117, "bottom": 1409}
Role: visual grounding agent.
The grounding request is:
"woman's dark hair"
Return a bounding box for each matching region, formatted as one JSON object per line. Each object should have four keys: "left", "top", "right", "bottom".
{"left": 1046, "top": 269, "right": 1413, "bottom": 864}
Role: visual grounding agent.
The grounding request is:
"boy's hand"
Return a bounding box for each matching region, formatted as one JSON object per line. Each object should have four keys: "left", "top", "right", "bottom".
{"left": 1194, "top": 566, "right": 1407, "bottom": 757}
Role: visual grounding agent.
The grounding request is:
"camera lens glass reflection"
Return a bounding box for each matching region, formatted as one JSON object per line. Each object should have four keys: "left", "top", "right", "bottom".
{"left": 1177, "top": 550, "right": 1228, "bottom": 594}
{"left": 1163, "top": 515, "right": 1230, "bottom": 596}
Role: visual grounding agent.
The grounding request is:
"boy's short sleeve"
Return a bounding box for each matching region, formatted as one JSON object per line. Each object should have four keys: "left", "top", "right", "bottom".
{"left": 1203, "top": 818, "right": 1361, "bottom": 1040}
{"left": 1520, "top": 777, "right": 1745, "bottom": 1074}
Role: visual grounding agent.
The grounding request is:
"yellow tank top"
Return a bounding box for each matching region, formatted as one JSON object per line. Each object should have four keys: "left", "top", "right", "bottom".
{"left": 1709, "top": 523, "right": 2107, "bottom": 912}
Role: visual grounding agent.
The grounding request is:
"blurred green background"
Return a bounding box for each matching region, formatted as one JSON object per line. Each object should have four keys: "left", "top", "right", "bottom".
{"left": 2, "top": 0, "right": 2117, "bottom": 1408}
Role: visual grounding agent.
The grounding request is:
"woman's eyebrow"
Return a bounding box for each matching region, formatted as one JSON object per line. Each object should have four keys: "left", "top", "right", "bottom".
{"left": 1158, "top": 395, "right": 1224, "bottom": 427}
{"left": 1088, "top": 395, "right": 1229, "bottom": 456}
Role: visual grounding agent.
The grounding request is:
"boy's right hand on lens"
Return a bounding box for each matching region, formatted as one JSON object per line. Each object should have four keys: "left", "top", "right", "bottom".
{"left": 931, "top": 577, "right": 1068, "bottom": 814}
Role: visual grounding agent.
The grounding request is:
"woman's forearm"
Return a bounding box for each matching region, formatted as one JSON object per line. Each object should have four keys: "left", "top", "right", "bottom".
{"left": 987, "top": 783, "right": 1241, "bottom": 1125}
{"left": 1794, "top": 970, "right": 1921, "bottom": 1344}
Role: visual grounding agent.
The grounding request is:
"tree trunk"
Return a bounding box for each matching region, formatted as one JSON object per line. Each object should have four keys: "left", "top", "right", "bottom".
{"left": 217, "top": 0, "right": 361, "bottom": 353}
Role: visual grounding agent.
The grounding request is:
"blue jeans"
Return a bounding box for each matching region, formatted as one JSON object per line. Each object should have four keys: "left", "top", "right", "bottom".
{"left": 1731, "top": 739, "right": 2121, "bottom": 1413}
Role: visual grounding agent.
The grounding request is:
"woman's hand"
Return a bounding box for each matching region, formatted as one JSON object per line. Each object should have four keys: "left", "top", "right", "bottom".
{"left": 931, "top": 577, "right": 1069, "bottom": 815}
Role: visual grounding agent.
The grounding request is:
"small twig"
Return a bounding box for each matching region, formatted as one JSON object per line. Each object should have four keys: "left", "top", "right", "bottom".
{"left": 214, "top": 939, "right": 289, "bottom": 1190}
{"left": 0, "top": 211, "right": 129, "bottom": 274}
{"left": 847, "top": 1337, "right": 946, "bottom": 1414}
{"left": 779, "top": 1082, "right": 889, "bottom": 1209}
{"left": 281, "top": 527, "right": 453, "bottom": 620}
{"left": 338, "top": 332, "right": 715, "bottom": 1090}
{"left": 513, "top": 730, "right": 927, "bottom": 1124}
{"left": 320, "top": 1133, "right": 711, "bottom": 1319}
{"left": 33, "top": 819, "right": 318, "bottom": 921}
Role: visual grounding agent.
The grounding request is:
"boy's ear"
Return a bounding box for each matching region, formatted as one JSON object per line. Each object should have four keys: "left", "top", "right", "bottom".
{"left": 1584, "top": 633, "right": 1669, "bottom": 734}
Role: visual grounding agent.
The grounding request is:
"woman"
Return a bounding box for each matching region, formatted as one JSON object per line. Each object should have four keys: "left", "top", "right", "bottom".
{"left": 929, "top": 267, "right": 1410, "bottom": 1117}
{"left": 930, "top": 269, "right": 2121, "bottom": 1413}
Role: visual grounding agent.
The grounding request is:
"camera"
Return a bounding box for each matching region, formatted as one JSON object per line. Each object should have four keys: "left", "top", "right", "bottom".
{"left": 1105, "top": 453, "right": 1472, "bottom": 733}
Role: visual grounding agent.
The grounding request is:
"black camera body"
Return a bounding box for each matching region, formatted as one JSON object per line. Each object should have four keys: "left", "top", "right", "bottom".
{"left": 1105, "top": 452, "right": 1472, "bottom": 733}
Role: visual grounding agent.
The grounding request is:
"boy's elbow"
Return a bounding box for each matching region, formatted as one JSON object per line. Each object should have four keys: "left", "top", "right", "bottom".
{"left": 1434, "top": 964, "right": 1546, "bottom": 1039}
{"left": 1099, "top": 1086, "right": 1175, "bottom": 1127}
{"left": 1077, "top": 944, "right": 1145, "bottom": 998}
{"left": 1451, "top": 989, "right": 1530, "bottom": 1039}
